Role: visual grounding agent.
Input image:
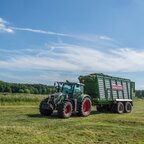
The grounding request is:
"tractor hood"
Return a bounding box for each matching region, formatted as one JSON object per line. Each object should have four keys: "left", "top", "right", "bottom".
{"left": 51, "top": 92, "right": 63, "bottom": 97}
{"left": 49, "top": 92, "right": 65, "bottom": 105}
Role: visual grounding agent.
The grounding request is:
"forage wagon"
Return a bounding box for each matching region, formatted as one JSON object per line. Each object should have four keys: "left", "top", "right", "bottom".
{"left": 79, "top": 73, "right": 135, "bottom": 114}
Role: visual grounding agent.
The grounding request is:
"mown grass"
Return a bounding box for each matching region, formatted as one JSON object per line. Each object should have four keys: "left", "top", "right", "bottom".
{"left": 0, "top": 94, "right": 144, "bottom": 144}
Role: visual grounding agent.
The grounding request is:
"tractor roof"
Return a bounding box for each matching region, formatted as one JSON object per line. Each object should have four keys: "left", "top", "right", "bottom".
{"left": 55, "top": 81, "right": 84, "bottom": 86}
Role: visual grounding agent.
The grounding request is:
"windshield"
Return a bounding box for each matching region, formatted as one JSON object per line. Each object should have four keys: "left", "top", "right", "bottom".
{"left": 62, "top": 83, "right": 73, "bottom": 94}
{"left": 62, "top": 83, "right": 84, "bottom": 95}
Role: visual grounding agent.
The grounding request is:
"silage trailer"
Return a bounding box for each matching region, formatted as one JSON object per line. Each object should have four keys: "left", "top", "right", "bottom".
{"left": 79, "top": 73, "right": 135, "bottom": 114}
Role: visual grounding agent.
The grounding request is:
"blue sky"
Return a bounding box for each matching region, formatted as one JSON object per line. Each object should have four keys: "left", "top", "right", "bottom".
{"left": 0, "top": 0, "right": 144, "bottom": 89}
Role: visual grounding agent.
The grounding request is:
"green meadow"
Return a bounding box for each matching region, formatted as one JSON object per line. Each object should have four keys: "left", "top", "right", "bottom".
{"left": 0, "top": 93, "right": 144, "bottom": 144}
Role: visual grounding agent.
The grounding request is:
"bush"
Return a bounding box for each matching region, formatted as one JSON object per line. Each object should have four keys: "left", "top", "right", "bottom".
{"left": 24, "top": 89, "right": 30, "bottom": 94}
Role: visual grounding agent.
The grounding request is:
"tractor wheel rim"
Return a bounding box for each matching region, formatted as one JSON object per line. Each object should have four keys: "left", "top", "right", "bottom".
{"left": 64, "top": 104, "right": 71, "bottom": 115}
{"left": 83, "top": 100, "right": 90, "bottom": 112}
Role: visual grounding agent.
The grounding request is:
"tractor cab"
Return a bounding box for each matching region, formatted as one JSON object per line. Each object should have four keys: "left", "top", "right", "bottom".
{"left": 61, "top": 82, "right": 84, "bottom": 98}
{"left": 54, "top": 81, "right": 84, "bottom": 95}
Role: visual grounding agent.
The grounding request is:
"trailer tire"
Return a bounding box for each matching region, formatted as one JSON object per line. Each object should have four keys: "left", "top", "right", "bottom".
{"left": 125, "top": 102, "right": 132, "bottom": 113}
{"left": 39, "top": 99, "right": 53, "bottom": 116}
{"left": 78, "top": 97, "right": 92, "bottom": 117}
{"left": 117, "top": 102, "right": 124, "bottom": 114}
{"left": 57, "top": 101, "right": 72, "bottom": 118}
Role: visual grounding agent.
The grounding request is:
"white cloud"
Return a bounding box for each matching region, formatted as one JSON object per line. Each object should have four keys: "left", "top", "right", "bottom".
{"left": 0, "top": 17, "right": 114, "bottom": 45}
{"left": 99, "top": 35, "right": 112, "bottom": 41}
{"left": 110, "top": 48, "right": 144, "bottom": 71}
{"left": 0, "top": 17, "right": 70, "bottom": 36}
{"left": 10, "top": 27, "right": 114, "bottom": 42}
{"left": 0, "top": 43, "right": 144, "bottom": 73}
{"left": 10, "top": 27, "right": 70, "bottom": 37}
{"left": 0, "top": 17, "right": 14, "bottom": 33}
{"left": 70, "top": 34, "right": 113, "bottom": 43}
{"left": 1, "top": 42, "right": 144, "bottom": 87}
{"left": 0, "top": 17, "right": 143, "bottom": 87}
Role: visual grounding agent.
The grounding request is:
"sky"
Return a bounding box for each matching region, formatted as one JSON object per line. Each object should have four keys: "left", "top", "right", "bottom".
{"left": 0, "top": 0, "right": 144, "bottom": 89}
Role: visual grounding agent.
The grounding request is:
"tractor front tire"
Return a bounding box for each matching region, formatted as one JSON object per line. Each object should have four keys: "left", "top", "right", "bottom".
{"left": 57, "top": 101, "right": 72, "bottom": 118}
{"left": 39, "top": 99, "right": 53, "bottom": 116}
{"left": 78, "top": 97, "right": 92, "bottom": 117}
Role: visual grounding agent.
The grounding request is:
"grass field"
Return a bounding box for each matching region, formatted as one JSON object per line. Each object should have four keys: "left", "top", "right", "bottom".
{"left": 0, "top": 93, "right": 47, "bottom": 105}
{"left": 0, "top": 93, "right": 144, "bottom": 144}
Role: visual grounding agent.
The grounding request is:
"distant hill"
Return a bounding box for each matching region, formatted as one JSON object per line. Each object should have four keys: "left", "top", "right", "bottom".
{"left": 0, "top": 80, "right": 53, "bottom": 94}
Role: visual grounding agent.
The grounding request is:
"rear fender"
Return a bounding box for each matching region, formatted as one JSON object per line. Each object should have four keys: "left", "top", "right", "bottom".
{"left": 77, "top": 94, "right": 91, "bottom": 103}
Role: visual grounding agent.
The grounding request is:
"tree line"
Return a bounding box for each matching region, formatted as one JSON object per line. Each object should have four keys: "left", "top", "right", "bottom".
{"left": 0, "top": 80, "right": 144, "bottom": 98}
{"left": 0, "top": 80, "right": 54, "bottom": 94}
{"left": 135, "top": 90, "right": 144, "bottom": 99}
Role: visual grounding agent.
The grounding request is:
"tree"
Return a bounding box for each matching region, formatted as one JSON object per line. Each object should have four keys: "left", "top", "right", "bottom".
{"left": 19, "top": 89, "right": 24, "bottom": 93}
{"left": 0, "top": 80, "right": 54, "bottom": 94}
{"left": 24, "top": 89, "right": 30, "bottom": 94}
{"left": 4, "top": 86, "right": 12, "bottom": 93}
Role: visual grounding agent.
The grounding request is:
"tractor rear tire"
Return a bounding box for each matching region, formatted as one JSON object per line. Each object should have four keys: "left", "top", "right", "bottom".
{"left": 39, "top": 99, "right": 53, "bottom": 116}
{"left": 125, "top": 102, "right": 132, "bottom": 113}
{"left": 78, "top": 97, "right": 92, "bottom": 117}
{"left": 57, "top": 101, "right": 72, "bottom": 118}
{"left": 117, "top": 102, "right": 124, "bottom": 114}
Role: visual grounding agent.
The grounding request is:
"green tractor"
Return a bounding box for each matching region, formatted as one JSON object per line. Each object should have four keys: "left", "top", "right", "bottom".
{"left": 39, "top": 81, "right": 92, "bottom": 118}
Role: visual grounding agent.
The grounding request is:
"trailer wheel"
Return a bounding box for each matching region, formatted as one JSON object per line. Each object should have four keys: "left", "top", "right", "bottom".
{"left": 39, "top": 99, "right": 53, "bottom": 116}
{"left": 125, "top": 102, "right": 132, "bottom": 113}
{"left": 78, "top": 97, "right": 92, "bottom": 116}
{"left": 117, "top": 102, "right": 124, "bottom": 114}
{"left": 57, "top": 101, "right": 72, "bottom": 118}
